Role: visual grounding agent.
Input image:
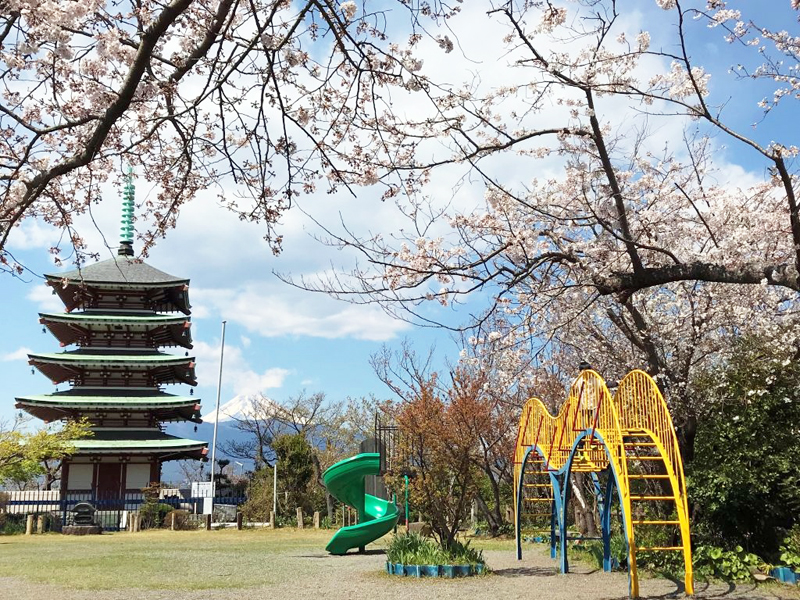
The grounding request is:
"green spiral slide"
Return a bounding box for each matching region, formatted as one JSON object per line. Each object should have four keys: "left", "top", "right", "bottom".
{"left": 323, "top": 453, "right": 399, "bottom": 554}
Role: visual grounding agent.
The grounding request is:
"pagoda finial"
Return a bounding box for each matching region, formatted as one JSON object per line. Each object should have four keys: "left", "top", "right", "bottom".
{"left": 119, "top": 167, "right": 135, "bottom": 257}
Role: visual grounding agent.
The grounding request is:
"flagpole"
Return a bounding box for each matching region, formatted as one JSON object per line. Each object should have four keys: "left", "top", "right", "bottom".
{"left": 209, "top": 320, "right": 227, "bottom": 510}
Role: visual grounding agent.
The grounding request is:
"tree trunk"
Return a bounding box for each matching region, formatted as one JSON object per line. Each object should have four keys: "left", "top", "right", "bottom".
{"left": 475, "top": 493, "right": 503, "bottom": 535}
{"left": 676, "top": 413, "right": 697, "bottom": 465}
{"left": 326, "top": 492, "right": 335, "bottom": 522}
{"left": 571, "top": 473, "right": 599, "bottom": 537}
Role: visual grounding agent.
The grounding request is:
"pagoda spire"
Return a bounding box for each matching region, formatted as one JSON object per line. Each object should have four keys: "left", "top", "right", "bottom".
{"left": 119, "top": 168, "right": 135, "bottom": 257}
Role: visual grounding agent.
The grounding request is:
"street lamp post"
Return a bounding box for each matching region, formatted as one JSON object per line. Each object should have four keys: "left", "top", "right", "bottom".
{"left": 208, "top": 320, "right": 227, "bottom": 515}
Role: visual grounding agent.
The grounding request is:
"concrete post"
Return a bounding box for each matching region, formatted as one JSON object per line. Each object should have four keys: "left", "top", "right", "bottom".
{"left": 269, "top": 510, "right": 275, "bottom": 528}
{"left": 205, "top": 513, "right": 212, "bottom": 531}
{"left": 25, "top": 514, "right": 34, "bottom": 535}
{"left": 37, "top": 514, "right": 45, "bottom": 533}
{"left": 170, "top": 512, "right": 176, "bottom": 531}
{"left": 236, "top": 512, "right": 243, "bottom": 530}
{"left": 296, "top": 507, "right": 304, "bottom": 529}
{"left": 313, "top": 511, "right": 320, "bottom": 529}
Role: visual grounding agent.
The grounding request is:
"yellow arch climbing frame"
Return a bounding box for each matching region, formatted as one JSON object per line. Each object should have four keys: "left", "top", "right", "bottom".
{"left": 513, "top": 370, "right": 693, "bottom": 597}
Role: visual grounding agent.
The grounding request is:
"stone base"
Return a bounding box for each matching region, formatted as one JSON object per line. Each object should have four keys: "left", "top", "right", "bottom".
{"left": 62, "top": 525, "right": 103, "bottom": 535}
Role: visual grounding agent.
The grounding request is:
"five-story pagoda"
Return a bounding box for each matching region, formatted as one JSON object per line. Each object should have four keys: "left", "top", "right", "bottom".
{"left": 16, "top": 177, "right": 208, "bottom": 500}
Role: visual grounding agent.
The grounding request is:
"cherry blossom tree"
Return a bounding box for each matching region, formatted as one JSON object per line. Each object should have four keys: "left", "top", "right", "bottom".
{"left": 0, "top": 0, "right": 458, "bottom": 273}
{"left": 294, "top": 1, "right": 800, "bottom": 460}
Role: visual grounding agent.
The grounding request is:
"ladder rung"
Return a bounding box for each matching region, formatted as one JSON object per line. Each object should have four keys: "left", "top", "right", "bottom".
{"left": 636, "top": 546, "right": 684, "bottom": 551}
{"left": 523, "top": 483, "right": 551, "bottom": 487}
{"left": 628, "top": 474, "right": 669, "bottom": 479}
{"left": 632, "top": 520, "right": 680, "bottom": 525}
{"left": 524, "top": 498, "right": 552, "bottom": 502}
{"left": 629, "top": 495, "right": 675, "bottom": 501}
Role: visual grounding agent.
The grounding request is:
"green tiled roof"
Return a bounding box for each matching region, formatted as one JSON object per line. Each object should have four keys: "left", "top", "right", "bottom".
{"left": 71, "top": 430, "right": 207, "bottom": 455}
{"left": 39, "top": 312, "right": 189, "bottom": 324}
{"left": 28, "top": 350, "right": 193, "bottom": 364}
{"left": 16, "top": 393, "right": 197, "bottom": 406}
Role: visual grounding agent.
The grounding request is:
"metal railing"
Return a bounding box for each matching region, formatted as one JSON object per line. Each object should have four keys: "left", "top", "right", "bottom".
{"left": 0, "top": 489, "right": 245, "bottom": 532}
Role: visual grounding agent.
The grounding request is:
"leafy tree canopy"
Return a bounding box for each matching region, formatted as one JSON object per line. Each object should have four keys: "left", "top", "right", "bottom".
{"left": 690, "top": 336, "right": 800, "bottom": 556}
{"left": 0, "top": 418, "right": 91, "bottom": 485}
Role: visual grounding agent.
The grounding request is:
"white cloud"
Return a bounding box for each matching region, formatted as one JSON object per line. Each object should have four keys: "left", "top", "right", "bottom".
{"left": 7, "top": 221, "right": 59, "bottom": 251}
{"left": 27, "top": 284, "right": 64, "bottom": 313}
{"left": 191, "top": 340, "right": 289, "bottom": 397}
{"left": 2, "top": 346, "right": 33, "bottom": 361}
{"left": 192, "top": 284, "right": 409, "bottom": 341}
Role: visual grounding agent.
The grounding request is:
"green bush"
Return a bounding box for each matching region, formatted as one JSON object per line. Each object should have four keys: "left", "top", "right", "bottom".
{"left": 779, "top": 526, "right": 800, "bottom": 569}
{"left": 569, "top": 532, "right": 772, "bottom": 584}
{"left": 693, "top": 544, "right": 764, "bottom": 582}
{"left": 386, "top": 532, "right": 484, "bottom": 566}
{"left": 690, "top": 337, "right": 800, "bottom": 556}
{"left": 0, "top": 513, "right": 26, "bottom": 535}
{"left": 140, "top": 502, "right": 172, "bottom": 529}
{"left": 273, "top": 514, "right": 296, "bottom": 528}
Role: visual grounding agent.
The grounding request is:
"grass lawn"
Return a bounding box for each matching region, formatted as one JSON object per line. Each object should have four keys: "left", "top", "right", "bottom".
{"left": 2, "top": 529, "right": 799, "bottom": 600}
{"left": 0, "top": 528, "right": 370, "bottom": 590}
{"left": 0, "top": 528, "right": 518, "bottom": 592}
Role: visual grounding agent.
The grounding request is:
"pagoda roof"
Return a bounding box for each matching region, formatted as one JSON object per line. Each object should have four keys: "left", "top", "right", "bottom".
{"left": 39, "top": 312, "right": 192, "bottom": 349}
{"left": 45, "top": 257, "right": 191, "bottom": 314}
{"left": 15, "top": 390, "right": 202, "bottom": 423}
{"left": 47, "top": 257, "right": 188, "bottom": 287}
{"left": 28, "top": 349, "right": 197, "bottom": 385}
{"left": 70, "top": 429, "right": 208, "bottom": 460}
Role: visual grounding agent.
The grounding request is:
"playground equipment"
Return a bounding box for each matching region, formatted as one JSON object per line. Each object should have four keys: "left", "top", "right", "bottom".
{"left": 513, "top": 370, "right": 692, "bottom": 598}
{"left": 323, "top": 453, "right": 399, "bottom": 554}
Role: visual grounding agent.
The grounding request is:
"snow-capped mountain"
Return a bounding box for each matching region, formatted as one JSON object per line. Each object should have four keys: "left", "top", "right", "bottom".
{"left": 201, "top": 392, "right": 278, "bottom": 424}
{"left": 162, "top": 394, "right": 275, "bottom": 483}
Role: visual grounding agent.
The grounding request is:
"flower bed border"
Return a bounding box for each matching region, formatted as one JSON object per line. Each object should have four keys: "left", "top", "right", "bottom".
{"left": 385, "top": 562, "right": 485, "bottom": 578}
{"left": 770, "top": 567, "right": 799, "bottom": 585}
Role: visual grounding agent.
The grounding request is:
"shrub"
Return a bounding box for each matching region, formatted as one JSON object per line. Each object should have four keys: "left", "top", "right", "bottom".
{"left": 241, "top": 466, "right": 274, "bottom": 522}
{"left": 0, "top": 513, "right": 25, "bottom": 535}
{"left": 690, "top": 337, "right": 800, "bottom": 556}
{"left": 386, "top": 532, "right": 484, "bottom": 566}
{"left": 163, "top": 509, "right": 195, "bottom": 530}
{"left": 779, "top": 526, "right": 800, "bottom": 569}
{"left": 139, "top": 502, "right": 172, "bottom": 529}
{"left": 692, "top": 545, "right": 764, "bottom": 582}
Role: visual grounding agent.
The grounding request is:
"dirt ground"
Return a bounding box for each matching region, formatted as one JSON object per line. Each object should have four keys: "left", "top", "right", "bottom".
{"left": 1, "top": 542, "right": 798, "bottom": 600}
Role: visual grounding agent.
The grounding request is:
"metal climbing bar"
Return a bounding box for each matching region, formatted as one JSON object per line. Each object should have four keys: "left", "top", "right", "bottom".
{"left": 512, "top": 369, "right": 693, "bottom": 599}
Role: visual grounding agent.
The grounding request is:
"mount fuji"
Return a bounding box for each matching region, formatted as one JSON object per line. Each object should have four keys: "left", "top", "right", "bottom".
{"left": 163, "top": 393, "right": 275, "bottom": 483}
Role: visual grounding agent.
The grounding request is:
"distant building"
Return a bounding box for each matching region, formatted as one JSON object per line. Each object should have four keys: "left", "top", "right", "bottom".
{"left": 16, "top": 176, "right": 207, "bottom": 500}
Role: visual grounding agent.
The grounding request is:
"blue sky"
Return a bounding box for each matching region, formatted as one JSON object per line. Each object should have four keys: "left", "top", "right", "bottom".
{"left": 0, "top": 188, "right": 459, "bottom": 428}
{"left": 1, "top": 1, "right": 796, "bottom": 436}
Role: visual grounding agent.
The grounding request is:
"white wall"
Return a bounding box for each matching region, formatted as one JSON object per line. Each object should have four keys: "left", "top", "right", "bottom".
{"left": 126, "top": 463, "right": 150, "bottom": 490}
{"left": 69, "top": 463, "right": 94, "bottom": 489}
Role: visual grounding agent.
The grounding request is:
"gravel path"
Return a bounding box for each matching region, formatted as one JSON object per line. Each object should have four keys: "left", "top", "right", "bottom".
{"left": 1, "top": 543, "right": 798, "bottom": 600}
